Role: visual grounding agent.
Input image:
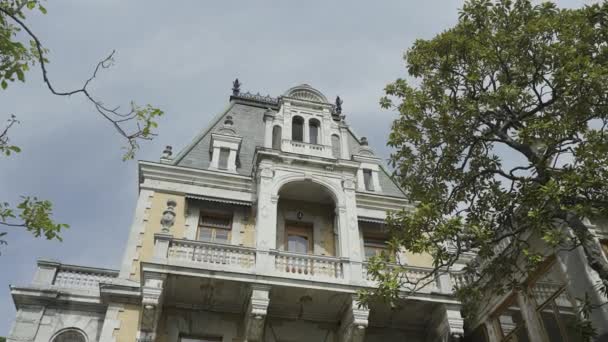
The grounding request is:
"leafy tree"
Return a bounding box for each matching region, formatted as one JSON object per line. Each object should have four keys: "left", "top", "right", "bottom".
{"left": 0, "top": 0, "right": 163, "bottom": 245}
{"left": 365, "top": 0, "right": 608, "bottom": 338}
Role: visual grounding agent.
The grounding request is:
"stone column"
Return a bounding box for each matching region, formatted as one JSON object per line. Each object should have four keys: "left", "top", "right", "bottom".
{"left": 303, "top": 119, "right": 310, "bottom": 143}
{"left": 341, "top": 178, "right": 364, "bottom": 283}
{"left": 255, "top": 163, "right": 278, "bottom": 274}
{"left": 228, "top": 148, "right": 238, "bottom": 172}
{"left": 209, "top": 146, "right": 221, "bottom": 169}
{"left": 263, "top": 111, "right": 274, "bottom": 148}
{"left": 138, "top": 272, "right": 166, "bottom": 341}
{"left": 338, "top": 296, "right": 369, "bottom": 342}
{"left": 516, "top": 289, "right": 549, "bottom": 342}
{"left": 484, "top": 319, "right": 502, "bottom": 342}
{"left": 429, "top": 304, "right": 464, "bottom": 342}
{"left": 243, "top": 284, "right": 271, "bottom": 342}
{"left": 339, "top": 124, "right": 350, "bottom": 160}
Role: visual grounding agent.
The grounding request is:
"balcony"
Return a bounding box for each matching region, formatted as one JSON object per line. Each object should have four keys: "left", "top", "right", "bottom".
{"left": 154, "top": 234, "right": 465, "bottom": 295}
{"left": 281, "top": 139, "right": 334, "bottom": 158}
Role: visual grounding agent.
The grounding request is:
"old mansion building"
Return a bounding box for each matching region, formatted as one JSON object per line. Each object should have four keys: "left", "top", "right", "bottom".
{"left": 7, "top": 83, "right": 608, "bottom": 342}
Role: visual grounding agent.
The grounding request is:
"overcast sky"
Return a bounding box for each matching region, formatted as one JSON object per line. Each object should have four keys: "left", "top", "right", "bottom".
{"left": 0, "top": 0, "right": 594, "bottom": 334}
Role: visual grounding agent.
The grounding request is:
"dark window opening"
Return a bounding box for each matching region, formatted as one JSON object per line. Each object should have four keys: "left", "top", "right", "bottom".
{"left": 292, "top": 116, "right": 304, "bottom": 142}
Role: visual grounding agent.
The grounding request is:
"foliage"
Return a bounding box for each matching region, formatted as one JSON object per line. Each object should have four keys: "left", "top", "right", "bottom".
{"left": 0, "top": 0, "right": 163, "bottom": 245}
{"left": 364, "top": 0, "right": 608, "bottom": 338}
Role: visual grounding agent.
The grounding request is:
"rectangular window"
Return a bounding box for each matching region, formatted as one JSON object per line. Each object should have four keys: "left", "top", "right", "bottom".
{"left": 364, "top": 238, "right": 392, "bottom": 261}
{"left": 285, "top": 223, "right": 313, "bottom": 254}
{"left": 218, "top": 148, "right": 230, "bottom": 170}
{"left": 197, "top": 213, "right": 232, "bottom": 243}
{"left": 492, "top": 296, "right": 530, "bottom": 342}
{"left": 363, "top": 169, "right": 374, "bottom": 191}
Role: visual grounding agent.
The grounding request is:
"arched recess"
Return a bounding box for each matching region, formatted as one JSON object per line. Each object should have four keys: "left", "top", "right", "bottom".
{"left": 292, "top": 116, "right": 304, "bottom": 142}
{"left": 331, "top": 134, "right": 341, "bottom": 158}
{"left": 276, "top": 180, "right": 338, "bottom": 256}
{"left": 272, "top": 125, "right": 282, "bottom": 150}
{"left": 309, "top": 118, "right": 321, "bottom": 145}
{"left": 51, "top": 328, "right": 87, "bottom": 342}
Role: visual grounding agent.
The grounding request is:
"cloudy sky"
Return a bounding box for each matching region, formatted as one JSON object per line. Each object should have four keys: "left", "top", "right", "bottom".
{"left": 0, "top": 0, "right": 594, "bottom": 334}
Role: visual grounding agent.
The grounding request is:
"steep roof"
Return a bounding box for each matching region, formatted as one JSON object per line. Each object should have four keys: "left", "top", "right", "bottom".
{"left": 171, "top": 88, "right": 406, "bottom": 198}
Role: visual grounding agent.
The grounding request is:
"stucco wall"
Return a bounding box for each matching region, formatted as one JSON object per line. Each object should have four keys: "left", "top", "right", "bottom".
{"left": 8, "top": 306, "right": 104, "bottom": 342}
{"left": 113, "top": 304, "right": 140, "bottom": 342}
{"left": 130, "top": 192, "right": 186, "bottom": 281}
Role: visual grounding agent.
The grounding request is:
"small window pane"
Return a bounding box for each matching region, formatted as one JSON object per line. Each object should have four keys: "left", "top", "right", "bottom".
{"left": 292, "top": 117, "right": 304, "bottom": 142}
{"left": 363, "top": 169, "right": 374, "bottom": 191}
{"left": 215, "top": 229, "right": 229, "bottom": 243}
{"left": 288, "top": 235, "right": 308, "bottom": 254}
{"left": 218, "top": 148, "right": 230, "bottom": 170}
{"left": 309, "top": 121, "right": 319, "bottom": 144}
{"left": 198, "top": 227, "right": 212, "bottom": 241}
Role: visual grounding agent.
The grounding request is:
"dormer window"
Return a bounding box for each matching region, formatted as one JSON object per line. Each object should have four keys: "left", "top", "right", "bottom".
{"left": 209, "top": 116, "right": 242, "bottom": 173}
{"left": 292, "top": 116, "right": 304, "bottom": 142}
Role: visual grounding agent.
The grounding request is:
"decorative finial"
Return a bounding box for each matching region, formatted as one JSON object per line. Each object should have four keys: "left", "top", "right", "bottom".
{"left": 160, "top": 145, "right": 173, "bottom": 163}
{"left": 335, "top": 96, "right": 343, "bottom": 114}
{"left": 360, "top": 137, "right": 368, "bottom": 146}
{"left": 160, "top": 199, "right": 177, "bottom": 233}
{"left": 232, "top": 79, "right": 241, "bottom": 96}
{"left": 162, "top": 145, "right": 172, "bottom": 158}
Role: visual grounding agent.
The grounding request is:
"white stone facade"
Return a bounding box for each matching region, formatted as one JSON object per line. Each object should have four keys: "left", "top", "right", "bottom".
{"left": 8, "top": 83, "right": 607, "bottom": 342}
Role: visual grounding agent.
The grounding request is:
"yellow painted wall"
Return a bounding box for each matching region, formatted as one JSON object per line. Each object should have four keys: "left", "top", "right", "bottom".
{"left": 241, "top": 211, "right": 257, "bottom": 248}
{"left": 404, "top": 251, "right": 435, "bottom": 268}
{"left": 113, "top": 304, "right": 140, "bottom": 342}
{"left": 130, "top": 192, "right": 186, "bottom": 281}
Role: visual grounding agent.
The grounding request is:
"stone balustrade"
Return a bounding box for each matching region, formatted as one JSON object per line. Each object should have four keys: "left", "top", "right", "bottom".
{"left": 281, "top": 139, "right": 334, "bottom": 158}
{"left": 33, "top": 260, "right": 119, "bottom": 292}
{"left": 156, "top": 235, "right": 467, "bottom": 294}
{"left": 272, "top": 250, "right": 345, "bottom": 280}
{"left": 167, "top": 238, "right": 256, "bottom": 270}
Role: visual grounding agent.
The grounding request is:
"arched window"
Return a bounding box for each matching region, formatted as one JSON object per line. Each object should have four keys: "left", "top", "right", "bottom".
{"left": 309, "top": 119, "right": 320, "bottom": 145}
{"left": 52, "top": 329, "right": 86, "bottom": 342}
{"left": 272, "top": 125, "right": 282, "bottom": 150}
{"left": 292, "top": 116, "right": 304, "bottom": 142}
{"left": 331, "top": 134, "right": 341, "bottom": 158}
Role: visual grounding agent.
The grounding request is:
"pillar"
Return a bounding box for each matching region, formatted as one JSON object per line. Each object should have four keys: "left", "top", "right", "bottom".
{"left": 243, "top": 284, "right": 271, "bottom": 341}
{"left": 516, "top": 289, "right": 549, "bottom": 342}
{"left": 138, "top": 272, "right": 166, "bottom": 341}
{"left": 255, "top": 163, "right": 278, "bottom": 274}
{"left": 338, "top": 296, "right": 369, "bottom": 342}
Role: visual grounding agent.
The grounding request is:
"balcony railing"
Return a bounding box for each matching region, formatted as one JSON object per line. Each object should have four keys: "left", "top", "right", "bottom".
{"left": 271, "top": 250, "right": 345, "bottom": 281}
{"left": 362, "top": 262, "right": 440, "bottom": 293}
{"left": 156, "top": 235, "right": 465, "bottom": 294}
{"left": 167, "top": 239, "right": 256, "bottom": 271}
{"left": 281, "top": 139, "right": 334, "bottom": 158}
{"left": 53, "top": 268, "right": 118, "bottom": 290}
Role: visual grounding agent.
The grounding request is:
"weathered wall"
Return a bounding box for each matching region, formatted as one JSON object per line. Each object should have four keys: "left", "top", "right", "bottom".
{"left": 277, "top": 199, "right": 336, "bottom": 256}
{"left": 8, "top": 306, "right": 104, "bottom": 342}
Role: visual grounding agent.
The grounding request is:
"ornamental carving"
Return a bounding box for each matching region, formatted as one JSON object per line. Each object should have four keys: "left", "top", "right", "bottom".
{"left": 160, "top": 199, "right": 177, "bottom": 233}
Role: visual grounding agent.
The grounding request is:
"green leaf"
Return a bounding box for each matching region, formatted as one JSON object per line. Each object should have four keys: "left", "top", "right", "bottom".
{"left": 1, "top": 81, "right": 7, "bottom": 90}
